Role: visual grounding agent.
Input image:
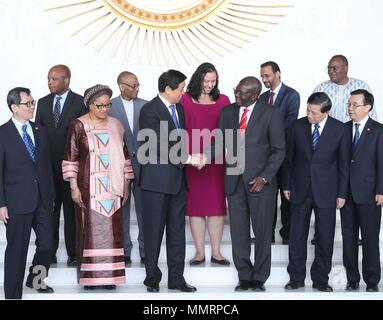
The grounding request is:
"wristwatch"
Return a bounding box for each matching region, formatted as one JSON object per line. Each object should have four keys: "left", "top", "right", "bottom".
{"left": 261, "top": 177, "right": 268, "bottom": 184}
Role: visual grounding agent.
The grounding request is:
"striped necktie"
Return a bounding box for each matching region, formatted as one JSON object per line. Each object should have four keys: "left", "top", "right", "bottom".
{"left": 53, "top": 96, "right": 62, "bottom": 127}
{"left": 22, "top": 124, "right": 36, "bottom": 161}
{"left": 239, "top": 107, "right": 249, "bottom": 139}
{"left": 353, "top": 123, "right": 360, "bottom": 151}
{"left": 312, "top": 123, "right": 320, "bottom": 150}
{"left": 169, "top": 104, "right": 180, "bottom": 129}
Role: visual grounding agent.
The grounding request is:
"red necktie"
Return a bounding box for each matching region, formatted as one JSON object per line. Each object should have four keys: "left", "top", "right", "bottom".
{"left": 239, "top": 107, "right": 249, "bottom": 139}
{"left": 269, "top": 92, "right": 275, "bottom": 105}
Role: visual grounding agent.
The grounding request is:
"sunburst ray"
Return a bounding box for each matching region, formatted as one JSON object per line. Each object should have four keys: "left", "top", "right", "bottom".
{"left": 43, "top": 0, "right": 294, "bottom": 65}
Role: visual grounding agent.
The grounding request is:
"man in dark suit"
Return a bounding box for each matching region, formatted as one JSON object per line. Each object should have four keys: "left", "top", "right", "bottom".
{"left": 208, "top": 76, "right": 285, "bottom": 291}
{"left": 35, "top": 64, "right": 86, "bottom": 266}
{"left": 341, "top": 89, "right": 383, "bottom": 292}
{"left": 138, "top": 70, "right": 200, "bottom": 293}
{"left": 282, "top": 92, "right": 350, "bottom": 292}
{"left": 259, "top": 61, "right": 300, "bottom": 244}
{"left": 0, "top": 87, "right": 55, "bottom": 299}
{"left": 109, "top": 71, "right": 147, "bottom": 265}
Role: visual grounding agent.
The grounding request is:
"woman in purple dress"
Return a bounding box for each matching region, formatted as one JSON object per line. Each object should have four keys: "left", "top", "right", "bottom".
{"left": 180, "top": 63, "right": 231, "bottom": 266}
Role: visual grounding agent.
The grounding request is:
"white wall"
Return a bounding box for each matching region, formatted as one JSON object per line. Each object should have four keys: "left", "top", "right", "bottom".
{"left": 1, "top": 0, "right": 382, "bottom": 124}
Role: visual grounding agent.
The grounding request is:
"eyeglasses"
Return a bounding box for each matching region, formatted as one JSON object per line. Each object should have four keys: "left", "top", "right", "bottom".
{"left": 18, "top": 100, "right": 36, "bottom": 108}
{"left": 93, "top": 103, "right": 112, "bottom": 110}
{"left": 347, "top": 103, "right": 366, "bottom": 109}
{"left": 120, "top": 82, "right": 140, "bottom": 90}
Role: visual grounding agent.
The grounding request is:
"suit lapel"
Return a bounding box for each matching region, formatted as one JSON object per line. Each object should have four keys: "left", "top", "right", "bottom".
{"left": 46, "top": 94, "right": 55, "bottom": 130}
{"left": 7, "top": 120, "right": 35, "bottom": 163}
{"left": 133, "top": 99, "right": 141, "bottom": 136}
{"left": 314, "top": 117, "right": 332, "bottom": 152}
{"left": 353, "top": 117, "right": 373, "bottom": 157}
{"left": 304, "top": 120, "right": 314, "bottom": 155}
{"left": 246, "top": 101, "right": 265, "bottom": 132}
{"left": 31, "top": 123, "right": 40, "bottom": 163}
{"left": 274, "top": 84, "right": 287, "bottom": 109}
{"left": 56, "top": 90, "right": 73, "bottom": 129}
{"left": 156, "top": 96, "right": 178, "bottom": 131}
{"left": 176, "top": 103, "right": 185, "bottom": 129}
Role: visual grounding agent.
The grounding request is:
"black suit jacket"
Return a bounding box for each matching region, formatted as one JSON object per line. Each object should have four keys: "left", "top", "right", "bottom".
{"left": 282, "top": 116, "right": 350, "bottom": 208}
{"left": 35, "top": 90, "right": 86, "bottom": 174}
{"left": 347, "top": 118, "right": 383, "bottom": 204}
{"left": 211, "top": 101, "right": 285, "bottom": 196}
{"left": 0, "top": 120, "right": 55, "bottom": 214}
{"left": 259, "top": 83, "right": 300, "bottom": 133}
{"left": 138, "top": 96, "right": 188, "bottom": 195}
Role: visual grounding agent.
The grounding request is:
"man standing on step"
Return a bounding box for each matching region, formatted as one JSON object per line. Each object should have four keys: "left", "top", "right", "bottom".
{"left": 0, "top": 87, "right": 55, "bottom": 299}
{"left": 138, "top": 70, "right": 201, "bottom": 293}
{"left": 259, "top": 61, "right": 300, "bottom": 245}
{"left": 206, "top": 76, "right": 285, "bottom": 292}
{"left": 109, "top": 71, "right": 147, "bottom": 266}
{"left": 340, "top": 89, "right": 383, "bottom": 292}
{"left": 282, "top": 92, "right": 350, "bottom": 292}
{"left": 36, "top": 65, "right": 86, "bottom": 266}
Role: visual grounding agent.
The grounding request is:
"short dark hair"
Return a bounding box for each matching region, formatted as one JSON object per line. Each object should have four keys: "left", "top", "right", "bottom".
{"left": 307, "top": 92, "right": 332, "bottom": 113}
{"left": 187, "top": 62, "right": 220, "bottom": 101}
{"left": 117, "top": 71, "right": 136, "bottom": 84}
{"left": 158, "top": 69, "right": 187, "bottom": 92}
{"left": 260, "top": 61, "right": 281, "bottom": 73}
{"left": 350, "top": 89, "right": 374, "bottom": 110}
{"left": 7, "top": 87, "right": 31, "bottom": 113}
{"left": 330, "top": 55, "right": 349, "bottom": 66}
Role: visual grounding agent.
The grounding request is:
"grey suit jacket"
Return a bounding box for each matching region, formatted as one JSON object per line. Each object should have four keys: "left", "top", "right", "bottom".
{"left": 109, "top": 96, "right": 147, "bottom": 175}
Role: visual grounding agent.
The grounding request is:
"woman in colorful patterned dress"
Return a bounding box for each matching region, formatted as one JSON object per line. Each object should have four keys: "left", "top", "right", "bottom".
{"left": 62, "top": 85, "right": 134, "bottom": 290}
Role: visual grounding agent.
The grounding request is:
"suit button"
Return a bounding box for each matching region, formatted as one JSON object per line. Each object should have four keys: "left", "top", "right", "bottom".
{"left": 34, "top": 179, "right": 37, "bottom": 183}
{"left": 351, "top": 160, "right": 355, "bottom": 163}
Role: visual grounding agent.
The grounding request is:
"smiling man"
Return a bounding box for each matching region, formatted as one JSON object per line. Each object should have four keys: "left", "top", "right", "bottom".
{"left": 313, "top": 55, "right": 377, "bottom": 123}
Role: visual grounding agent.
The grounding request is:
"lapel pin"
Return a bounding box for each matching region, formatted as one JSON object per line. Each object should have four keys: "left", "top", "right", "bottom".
{"left": 367, "top": 128, "right": 371, "bottom": 132}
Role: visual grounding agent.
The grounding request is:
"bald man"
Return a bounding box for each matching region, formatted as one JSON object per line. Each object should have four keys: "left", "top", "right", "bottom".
{"left": 35, "top": 65, "right": 86, "bottom": 266}
{"left": 207, "top": 77, "right": 285, "bottom": 291}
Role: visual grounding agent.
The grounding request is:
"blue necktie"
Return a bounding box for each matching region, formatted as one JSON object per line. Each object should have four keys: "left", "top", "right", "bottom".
{"left": 353, "top": 123, "right": 360, "bottom": 151}
{"left": 53, "top": 96, "right": 62, "bottom": 127}
{"left": 22, "top": 124, "right": 36, "bottom": 161}
{"left": 312, "top": 123, "right": 320, "bottom": 150}
{"left": 169, "top": 104, "right": 180, "bottom": 129}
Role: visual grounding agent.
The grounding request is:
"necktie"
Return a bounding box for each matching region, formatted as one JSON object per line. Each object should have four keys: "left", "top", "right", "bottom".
{"left": 22, "top": 124, "right": 36, "bottom": 161}
{"left": 169, "top": 104, "right": 180, "bottom": 129}
{"left": 353, "top": 123, "right": 360, "bottom": 151}
{"left": 53, "top": 96, "right": 62, "bottom": 127}
{"left": 239, "top": 107, "right": 249, "bottom": 139}
{"left": 312, "top": 123, "right": 320, "bottom": 150}
{"left": 268, "top": 92, "right": 275, "bottom": 106}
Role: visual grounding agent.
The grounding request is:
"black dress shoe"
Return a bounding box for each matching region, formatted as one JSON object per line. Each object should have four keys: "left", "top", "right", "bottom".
{"left": 313, "top": 283, "right": 333, "bottom": 292}
{"left": 311, "top": 238, "right": 316, "bottom": 245}
{"left": 284, "top": 280, "right": 305, "bottom": 290}
{"left": 140, "top": 257, "right": 145, "bottom": 264}
{"left": 124, "top": 256, "right": 132, "bottom": 266}
{"left": 26, "top": 281, "right": 54, "bottom": 293}
{"left": 84, "top": 285, "right": 97, "bottom": 290}
{"left": 252, "top": 280, "right": 266, "bottom": 292}
{"left": 168, "top": 283, "right": 197, "bottom": 292}
{"left": 235, "top": 280, "right": 252, "bottom": 291}
{"left": 146, "top": 284, "right": 159, "bottom": 292}
{"left": 189, "top": 257, "right": 205, "bottom": 266}
{"left": 101, "top": 285, "right": 116, "bottom": 290}
{"left": 282, "top": 238, "right": 289, "bottom": 245}
{"left": 67, "top": 257, "right": 77, "bottom": 267}
{"left": 366, "top": 285, "right": 379, "bottom": 292}
{"left": 51, "top": 255, "right": 57, "bottom": 265}
{"left": 345, "top": 282, "right": 359, "bottom": 291}
{"left": 271, "top": 234, "right": 275, "bottom": 244}
{"left": 211, "top": 257, "right": 230, "bottom": 266}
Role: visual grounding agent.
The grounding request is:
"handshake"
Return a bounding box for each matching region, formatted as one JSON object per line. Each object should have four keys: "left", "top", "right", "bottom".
{"left": 188, "top": 153, "right": 207, "bottom": 170}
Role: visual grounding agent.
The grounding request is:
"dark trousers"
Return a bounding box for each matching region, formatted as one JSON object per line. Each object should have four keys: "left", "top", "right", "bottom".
{"left": 288, "top": 193, "right": 335, "bottom": 285}
{"left": 123, "top": 181, "right": 145, "bottom": 258}
{"left": 52, "top": 172, "right": 75, "bottom": 259}
{"left": 4, "top": 204, "right": 53, "bottom": 299}
{"left": 272, "top": 169, "right": 291, "bottom": 240}
{"left": 340, "top": 198, "right": 381, "bottom": 286}
{"left": 141, "top": 187, "right": 186, "bottom": 287}
{"left": 227, "top": 178, "right": 274, "bottom": 283}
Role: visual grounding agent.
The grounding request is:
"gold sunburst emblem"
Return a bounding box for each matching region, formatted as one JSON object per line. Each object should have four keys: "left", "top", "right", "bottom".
{"left": 44, "top": 0, "right": 293, "bottom": 65}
